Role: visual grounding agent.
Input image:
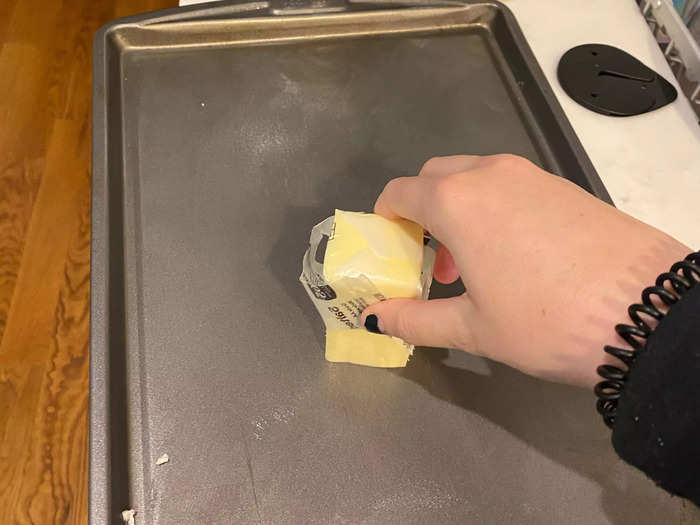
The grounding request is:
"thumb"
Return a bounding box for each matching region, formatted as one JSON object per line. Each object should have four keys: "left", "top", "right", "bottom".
{"left": 361, "top": 295, "right": 475, "bottom": 351}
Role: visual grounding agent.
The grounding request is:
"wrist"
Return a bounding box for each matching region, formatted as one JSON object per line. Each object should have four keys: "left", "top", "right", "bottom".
{"left": 595, "top": 249, "right": 700, "bottom": 428}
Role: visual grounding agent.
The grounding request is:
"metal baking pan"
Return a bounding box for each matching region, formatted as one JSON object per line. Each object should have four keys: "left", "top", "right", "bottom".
{"left": 90, "top": 1, "right": 680, "bottom": 523}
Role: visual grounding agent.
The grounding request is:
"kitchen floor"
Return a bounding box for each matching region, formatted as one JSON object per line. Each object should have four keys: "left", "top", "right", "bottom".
{"left": 0, "top": 0, "right": 175, "bottom": 523}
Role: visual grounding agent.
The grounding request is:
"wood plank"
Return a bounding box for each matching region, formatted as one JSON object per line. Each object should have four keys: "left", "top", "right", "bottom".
{"left": 0, "top": 119, "right": 89, "bottom": 360}
{"left": 0, "top": 0, "right": 109, "bottom": 337}
{"left": 0, "top": 0, "right": 177, "bottom": 523}
{"left": 0, "top": 0, "right": 19, "bottom": 44}
{"left": 0, "top": 364, "right": 47, "bottom": 523}
{"left": 0, "top": 43, "right": 55, "bottom": 164}
{"left": 0, "top": 156, "right": 43, "bottom": 337}
{"left": 0, "top": 178, "right": 90, "bottom": 524}
{"left": 47, "top": 0, "right": 114, "bottom": 122}
{"left": 114, "top": 0, "right": 163, "bottom": 19}
{"left": 2, "top": 0, "right": 61, "bottom": 48}
{"left": 0, "top": 42, "right": 55, "bottom": 340}
{"left": 0, "top": 119, "right": 90, "bottom": 524}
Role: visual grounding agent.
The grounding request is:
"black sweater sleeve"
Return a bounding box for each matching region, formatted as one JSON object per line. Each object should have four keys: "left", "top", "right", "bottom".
{"left": 611, "top": 280, "right": 700, "bottom": 506}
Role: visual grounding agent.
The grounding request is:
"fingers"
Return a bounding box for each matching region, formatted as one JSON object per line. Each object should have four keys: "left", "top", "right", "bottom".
{"left": 361, "top": 295, "right": 475, "bottom": 351}
{"left": 374, "top": 155, "right": 481, "bottom": 233}
{"left": 373, "top": 175, "right": 429, "bottom": 224}
{"left": 433, "top": 243, "right": 460, "bottom": 284}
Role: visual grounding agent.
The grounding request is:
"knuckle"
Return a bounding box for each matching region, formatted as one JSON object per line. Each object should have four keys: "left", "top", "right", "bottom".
{"left": 419, "top": 156, "right": 444, "bottom": 176}
{"left": 424, "top": 173, "right": 472, "bottom": 232}
{"left": 380, "top": 176, "right": 406, "bottom": 200}
{"left": 382, "top": 177, "right": 400, "bottom": 194}
{"left": 431, "top": 173, "right": 465, "bottom": 208}
{"left": 452, "top": 322, "right": 476, "bottom": 352}
{"left": 487, "top": 153, "right": 529, "bottom": 173}
{"left": 480, "top": 154, "right": 538, "bottom": 191}
{"left": 393, "top": 307, "right": 419, "bottom": 344}
{"left": 449, "top": 297, "right": 476, "bottom": 351}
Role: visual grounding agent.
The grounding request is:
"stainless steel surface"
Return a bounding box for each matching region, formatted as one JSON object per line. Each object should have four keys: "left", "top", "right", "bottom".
{"left": 91, "top": 1, "right": 679, "bottom": 523}
{"left": 639, "top": 0, "right": 700, "bottom": 117}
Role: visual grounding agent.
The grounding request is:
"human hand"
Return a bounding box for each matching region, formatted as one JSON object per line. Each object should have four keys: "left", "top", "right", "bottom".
{"left": 361, "top": 154, "right": 690, "bottom": 387}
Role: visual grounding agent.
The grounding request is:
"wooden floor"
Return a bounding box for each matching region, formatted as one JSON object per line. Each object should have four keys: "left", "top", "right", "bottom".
{"left": 0, "top": 0, "right": 175, "bottom": 523}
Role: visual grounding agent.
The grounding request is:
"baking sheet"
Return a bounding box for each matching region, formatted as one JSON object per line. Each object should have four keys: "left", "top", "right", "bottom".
{"left": 90, "top": 1, "right": 679, "bottom": 523}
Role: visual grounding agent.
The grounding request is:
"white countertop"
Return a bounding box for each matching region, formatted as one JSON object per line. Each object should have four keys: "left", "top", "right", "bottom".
{"left": 179, "top": 0, "right": 700, "bottom": 248}
{"left": 505, "top": 0, "right": 699, "bottom": 249}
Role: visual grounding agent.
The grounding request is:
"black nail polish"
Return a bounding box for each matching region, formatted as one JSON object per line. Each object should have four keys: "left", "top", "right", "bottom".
{"left": 364, "top": 314, "right": 381, "bottom": 334}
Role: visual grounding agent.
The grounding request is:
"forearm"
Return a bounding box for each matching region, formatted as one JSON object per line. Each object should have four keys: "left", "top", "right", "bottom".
{"left": 597, "top": 252, "right": 700, "bottom": 506}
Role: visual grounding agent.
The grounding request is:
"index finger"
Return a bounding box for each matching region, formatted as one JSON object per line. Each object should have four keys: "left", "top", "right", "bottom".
{"left": 374, "top": 176, "right": 431, "bottom": 229}
{"left": 375, "top": 155, "right": 483, "bottom": 230}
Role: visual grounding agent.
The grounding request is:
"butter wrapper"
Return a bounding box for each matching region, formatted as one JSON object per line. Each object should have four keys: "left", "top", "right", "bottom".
{"left": 299, "top": 214, "right": 436, "bottom": 335}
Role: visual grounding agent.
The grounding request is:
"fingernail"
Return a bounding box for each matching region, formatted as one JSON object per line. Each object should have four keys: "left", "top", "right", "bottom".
{"left": 364, "top": 314, "right": 382, "bottom": 334}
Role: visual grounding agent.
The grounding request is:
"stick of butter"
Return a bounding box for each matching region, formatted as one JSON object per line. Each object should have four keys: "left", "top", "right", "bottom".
{"left": 323, "top": 210, "right": 424, "bottom": 299}
{"left": 325, "top": 329, "right": 414, "bottom": 368}
{"left": 300, "top": 210, "right": 434, "bottom": 368}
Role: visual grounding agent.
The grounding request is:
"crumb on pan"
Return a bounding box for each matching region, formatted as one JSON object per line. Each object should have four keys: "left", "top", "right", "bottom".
{"left": 121, "top": 509, "right": 136, "bottom": 525}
